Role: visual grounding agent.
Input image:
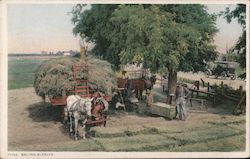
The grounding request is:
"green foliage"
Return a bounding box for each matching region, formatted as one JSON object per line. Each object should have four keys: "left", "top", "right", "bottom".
{"left": 159, "top": 5, "right": 218, "bottom": 72}
{"left": 235, "top": 31, "right": 246, "bottom": 68}
{"left": 226, "top": 51, "right": 239, "bottom": 62}
{"left": 221, "top": 4, "right": 246, "bottom": 28}
{"left": 71, "top": 4, "right": 218, "bottom": 74}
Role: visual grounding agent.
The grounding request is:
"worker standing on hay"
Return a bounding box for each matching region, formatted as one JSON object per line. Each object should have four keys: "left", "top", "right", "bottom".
{"left": 79, "top": 32, "right": 88, "bottom": 63}
{"left": 175, "top": 83, "right": 190, "bottom": 121}
{"left": 122, "top": 70, "right": 127, "bottom": 78}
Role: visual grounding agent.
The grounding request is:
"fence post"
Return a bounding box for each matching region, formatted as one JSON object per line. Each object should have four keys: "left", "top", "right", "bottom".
{"left": 196, "top": 81, "right": 200, "bottom": 96}
{"left": 207, "top": 82, "right": 210, "bottom": 92}
{"left": 221, "top": 81, "right": 224, "bottom": 88}
{"left": 239, "top": 86, "right": 243, "bottom": 97}
{"left": 201, "top": 78, "right": 205, "bottom": 87}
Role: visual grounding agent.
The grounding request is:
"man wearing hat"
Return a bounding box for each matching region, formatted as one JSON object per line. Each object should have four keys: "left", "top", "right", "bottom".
{"left": 175, "top": 83, "right": 190, "bottom": 120}
{"left": 79, "top": 32, "right": 88, "bottom": 62}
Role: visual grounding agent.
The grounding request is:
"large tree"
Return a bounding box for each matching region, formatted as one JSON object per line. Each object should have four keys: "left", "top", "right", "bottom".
{"left": 71, "top": 4, "right": 218, "bottom": 100}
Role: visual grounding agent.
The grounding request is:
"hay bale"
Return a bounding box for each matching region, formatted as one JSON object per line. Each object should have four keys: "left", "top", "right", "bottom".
{"left": 34, "top": 56, "right": 116, "bottom": 97}
{"left": 151, "top": 102, "right": 176, "bottom": 119}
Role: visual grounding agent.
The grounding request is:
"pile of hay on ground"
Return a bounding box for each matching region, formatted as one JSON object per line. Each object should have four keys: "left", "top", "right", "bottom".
{"left": 34, "top": 56, "right": 116, "bottom": 97}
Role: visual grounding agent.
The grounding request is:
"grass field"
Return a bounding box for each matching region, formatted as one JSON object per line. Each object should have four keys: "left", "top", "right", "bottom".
{"left": 8, "top": 56, "right": 46, "bottom": 90}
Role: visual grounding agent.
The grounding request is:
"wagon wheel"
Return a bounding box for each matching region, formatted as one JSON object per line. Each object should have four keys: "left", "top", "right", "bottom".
{"left": 214, "top": 73, "right": 219, "bottom": 79}
{"left": 230, "top": 74, "right": 236, "bottom": 80}
{"left": 220, "top": 71, "right": 227, "bottom": 80}
{"left": 205, "top": 70, "right": 210, "bottom": 78}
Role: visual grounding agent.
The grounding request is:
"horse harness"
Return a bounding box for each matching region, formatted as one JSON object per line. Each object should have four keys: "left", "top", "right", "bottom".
{"left": 69, "top": 96, "right": 89, "bottom": 115}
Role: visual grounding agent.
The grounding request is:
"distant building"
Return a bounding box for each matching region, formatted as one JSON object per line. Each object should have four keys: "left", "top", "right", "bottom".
{"left": 54, "top": 50, "right": 78, "bottom": 56}
{"left": 63, "top": 52, "right": 71, "bottom": 56}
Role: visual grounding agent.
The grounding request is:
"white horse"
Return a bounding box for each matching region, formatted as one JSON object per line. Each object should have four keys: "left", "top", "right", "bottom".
{"left": 64, "top": 95, "right": 93, "bottom": 140}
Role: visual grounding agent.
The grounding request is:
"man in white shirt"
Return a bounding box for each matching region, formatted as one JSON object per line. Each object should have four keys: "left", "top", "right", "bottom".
{"left": 175, "top": 83, "right": 190, "bottom": 120}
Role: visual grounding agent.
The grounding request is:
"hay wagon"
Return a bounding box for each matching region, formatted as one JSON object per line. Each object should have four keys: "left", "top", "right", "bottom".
{"left": 49, "top": 62, "right": 111, "bottom": 127}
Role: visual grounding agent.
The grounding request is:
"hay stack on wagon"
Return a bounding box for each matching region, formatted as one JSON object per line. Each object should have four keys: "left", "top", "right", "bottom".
{"left": 34, "top": 56, "right": 117, "bottom": 98}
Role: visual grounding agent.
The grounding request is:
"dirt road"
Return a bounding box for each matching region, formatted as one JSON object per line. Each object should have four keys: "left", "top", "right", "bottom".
{"left": 8, "top": 88, "right": 76, "bottom": 151}
{"left": 177, "top": 72, "right": 246, "bottom": 90}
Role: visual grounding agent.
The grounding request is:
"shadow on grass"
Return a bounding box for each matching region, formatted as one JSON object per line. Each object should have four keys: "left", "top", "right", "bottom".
{"left": 26, "top": 102, "right": 63, "bottom": 122}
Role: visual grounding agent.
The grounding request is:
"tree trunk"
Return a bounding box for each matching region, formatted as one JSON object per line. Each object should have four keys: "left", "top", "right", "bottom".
{"left": 167, "top": 71, "right": 177, "bottom": 105}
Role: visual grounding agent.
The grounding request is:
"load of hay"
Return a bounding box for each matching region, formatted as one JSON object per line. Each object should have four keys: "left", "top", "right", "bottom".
{"left": 34, "top": 56, "right": 117, "bottom": 98}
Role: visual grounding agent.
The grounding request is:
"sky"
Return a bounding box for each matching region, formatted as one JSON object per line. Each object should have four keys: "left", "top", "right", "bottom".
{"left": 206, "top": 4, "right": 243, "bottom": 53}
{"left": 7, "top": 4, "right": 243, "bottom": 54}
{"left": 8, "top": 4, "right": 79, "bottom": 53}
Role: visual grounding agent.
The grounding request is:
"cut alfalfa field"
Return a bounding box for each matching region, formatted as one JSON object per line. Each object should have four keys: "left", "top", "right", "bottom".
{"left": 51, "top": 139, "right": 103, "bottom": 151}
{"left": 94, "top": 134, "right": 178, "bottom": 151}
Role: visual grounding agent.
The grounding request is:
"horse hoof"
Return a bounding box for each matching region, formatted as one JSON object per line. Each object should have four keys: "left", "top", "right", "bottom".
{"left": 75, "top": 137, "right": 78, "bottom": 141}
